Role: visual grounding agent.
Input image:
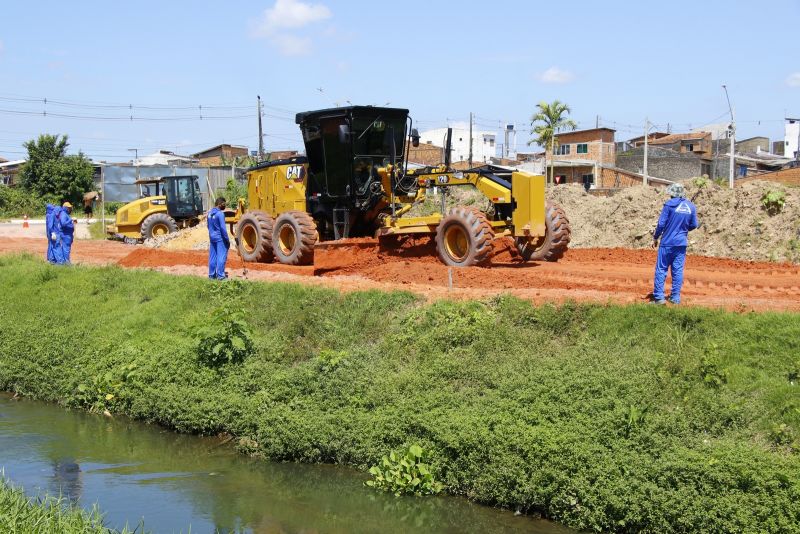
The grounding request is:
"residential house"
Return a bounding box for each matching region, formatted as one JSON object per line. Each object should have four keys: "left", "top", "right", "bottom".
{"left": 192, "top": 144, "right": 249, "bottom": 166}
{"left": 0, "top": 159, "right": 25, "bottom": 186}
{"left": 419, "top": 127, "right": 496, "bottom": 164}
{"left": 549, "top": 127, "right": 616, "bottom": 188}
{"left": 268, "top": 150, "right": 299, "bottom": 161}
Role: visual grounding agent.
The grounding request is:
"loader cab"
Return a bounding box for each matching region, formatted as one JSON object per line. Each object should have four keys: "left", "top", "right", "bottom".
{"left": 163, "top": 175, "right": 204, "bottom": 218}
{"left": 135, "top": 175, "right": 203, "bottom": 219}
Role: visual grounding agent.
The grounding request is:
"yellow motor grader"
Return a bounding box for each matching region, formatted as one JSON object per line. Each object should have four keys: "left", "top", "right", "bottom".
{"left": 227, "top": 105, "right": 570, "bottom": 267}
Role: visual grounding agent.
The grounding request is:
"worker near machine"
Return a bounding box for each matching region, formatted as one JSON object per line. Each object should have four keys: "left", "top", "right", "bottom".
{"left": 56, "top": 202, "right": 76, "bottom": 265}
{"left": 83, "top": 191, "right": 99, "bottom": 222}
{"left": 45, "top": 203, "right": 61, "bottom": 264}
{"left": 651, "top": 183, "right": 698, "bottom": 305}
{"left": 207, "top": 197, "right": 230, "bottom": 280}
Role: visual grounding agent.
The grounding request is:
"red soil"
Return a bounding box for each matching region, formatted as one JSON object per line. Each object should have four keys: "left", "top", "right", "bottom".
{"left": 3, "top": 237, "right": 799, "bottom": 312}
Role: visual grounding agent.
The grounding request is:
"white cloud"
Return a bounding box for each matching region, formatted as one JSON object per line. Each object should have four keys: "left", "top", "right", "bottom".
{"left": 250, "top": 0, "right": 331, "bottom": 55}
{"left": 786, "top": 72, "right": 800, "bottom": 87}
{"left": 539, "top": 66, "right": 574, "bottom": 84}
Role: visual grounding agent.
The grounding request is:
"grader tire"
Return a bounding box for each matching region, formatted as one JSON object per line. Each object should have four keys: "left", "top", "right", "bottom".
{"left": 516, "top": 201, "right": 571, "bottom": 262}
{"left": 435, "top": 206, "right": 495, "bottom": 267}
{"left": 236, "top": 211, "right": 274, "bottom": 263}
{"left": 141, "top": 213, "right": 178, "bottom": 239}
{"left": 272, "top": 211, "right": 318, "bottom": 265}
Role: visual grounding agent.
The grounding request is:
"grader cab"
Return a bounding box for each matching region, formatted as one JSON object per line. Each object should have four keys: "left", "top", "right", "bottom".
{"left": 229, "top": 105, "right": 570, "bottom": 266}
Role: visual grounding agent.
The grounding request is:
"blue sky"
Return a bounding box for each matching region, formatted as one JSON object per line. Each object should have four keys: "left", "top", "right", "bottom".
{"left": 1, "top": 0, "right": 799, "bottom": 161}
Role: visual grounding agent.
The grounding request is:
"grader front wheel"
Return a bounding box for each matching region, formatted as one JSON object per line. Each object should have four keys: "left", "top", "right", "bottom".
{"left": 435, "top": 207, "right": 494, "bottom": 267}
{"left": 516, "top": 201, "right": 571, "bottom": 262}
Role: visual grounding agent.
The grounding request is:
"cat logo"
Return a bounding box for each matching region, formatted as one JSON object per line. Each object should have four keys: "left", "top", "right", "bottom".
{"left": 675, "top": 202, "right": 691, "bottom": 214}
{"left": 286, "top": 165, "right": 305, "bottom": 182}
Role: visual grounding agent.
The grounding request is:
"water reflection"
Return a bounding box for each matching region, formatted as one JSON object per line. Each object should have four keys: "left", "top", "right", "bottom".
{"left": 0, "top": 394, "right": 571, "bottom": 533}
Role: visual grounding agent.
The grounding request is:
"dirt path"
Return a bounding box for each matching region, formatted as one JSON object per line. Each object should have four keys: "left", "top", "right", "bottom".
{"left": 2, "top": 237, "right": 799, "bottom": 312}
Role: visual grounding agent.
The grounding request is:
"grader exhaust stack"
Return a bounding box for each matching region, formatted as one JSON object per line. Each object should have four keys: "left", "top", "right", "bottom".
{"left": 227, "top": 105, "right": 570, "bottom": 270}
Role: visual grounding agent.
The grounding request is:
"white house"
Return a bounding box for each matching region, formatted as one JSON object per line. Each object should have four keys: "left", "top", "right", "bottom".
{"left": 785, "top": 118, "right": 800, "bottom": 159}
{"left": 419, "top": 126, "right": 496, "bottom": 165}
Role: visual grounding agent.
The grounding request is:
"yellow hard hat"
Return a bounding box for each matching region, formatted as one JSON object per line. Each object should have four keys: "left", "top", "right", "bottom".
{"left": 62, "top": 202, "right": 73, "bottom": 208}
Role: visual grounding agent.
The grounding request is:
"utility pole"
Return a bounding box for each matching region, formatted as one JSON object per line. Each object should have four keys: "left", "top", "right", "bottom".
{"left": 643, "top": 118, "right": 649, "bottom": 187}
{"left": 722, "top": 85, "right": 735, "bottom": 188}
{"left": 468, "top": 112, "right": 473, "bottom": 168}
{"left": 257, "top": 95, "right": 265, "bottom": 161}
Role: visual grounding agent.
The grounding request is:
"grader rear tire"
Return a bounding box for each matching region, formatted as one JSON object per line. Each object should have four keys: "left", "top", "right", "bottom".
{"left": 516, "top": 201, "right": 571, "bottom": 262}
{"left": 435, "top": 206, "right": 494, "bottom": 267}
{"left": 236, "top": 211, "right": 274, "bottom": 263}
{"left": 141, "top": 213, "right": 178, "bottom": 239}
{"left": 272, "top": 211, "right": 318, "bottom": 265}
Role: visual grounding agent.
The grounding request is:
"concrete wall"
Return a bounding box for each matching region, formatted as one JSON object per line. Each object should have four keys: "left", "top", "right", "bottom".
{"left": 616, "top": 147, "right": 708, "bottom": 182}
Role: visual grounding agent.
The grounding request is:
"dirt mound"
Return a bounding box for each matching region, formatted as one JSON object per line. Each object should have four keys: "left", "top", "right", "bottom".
{"left": 144, "top": 221, "right": 212, "bottom": 251}
{"left": 548, "top": 180, "right": 800, "bottom": 263}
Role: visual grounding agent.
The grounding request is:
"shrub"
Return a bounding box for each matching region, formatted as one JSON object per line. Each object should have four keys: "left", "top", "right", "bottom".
{"left": 761, "top": 190, "right": 786, "bottom": 215}
{"left": 366, "top": 445, "right": 443, "bottom": 496}
{"left": 0, "top": 186, "right": 59, "bottom": 219}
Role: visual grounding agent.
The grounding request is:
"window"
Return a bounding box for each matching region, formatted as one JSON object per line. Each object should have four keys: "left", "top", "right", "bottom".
{"left": 686, "top": 143, "right": 694, "bottom": 152}
{"left": 576, "top": 143, "right": 588, "bottom": 154}
{"left": 554, "top": 144, "right": 570, "bottom": 155}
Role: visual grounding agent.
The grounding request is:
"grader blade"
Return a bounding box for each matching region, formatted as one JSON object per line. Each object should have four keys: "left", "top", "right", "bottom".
{"left": 313, "top": 238, "right": 381, "bottom": 274}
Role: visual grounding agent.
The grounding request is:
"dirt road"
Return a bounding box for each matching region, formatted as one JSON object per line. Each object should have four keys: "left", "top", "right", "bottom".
{"left": 2, "top": 237, "right": 799, "bottom": 312}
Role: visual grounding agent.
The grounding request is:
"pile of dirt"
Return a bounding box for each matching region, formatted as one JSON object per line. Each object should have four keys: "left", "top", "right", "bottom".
{"left": 548, "top": 180, "right": 800, "bottom": 263}
{"left": 143, "top": 220, "right": 217, "bottom": 251}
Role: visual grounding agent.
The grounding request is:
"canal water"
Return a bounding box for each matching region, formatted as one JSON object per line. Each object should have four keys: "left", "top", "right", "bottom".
{"left": 0, "top": 395, "right": 572, "bottom": 533}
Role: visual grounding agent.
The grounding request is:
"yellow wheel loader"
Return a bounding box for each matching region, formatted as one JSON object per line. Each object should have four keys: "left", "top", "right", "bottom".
{"left": 108, "top": 175, "right": 204, "bottom": 241}
{"left": 228, "top": 106, "right": 570, "bottom": 266}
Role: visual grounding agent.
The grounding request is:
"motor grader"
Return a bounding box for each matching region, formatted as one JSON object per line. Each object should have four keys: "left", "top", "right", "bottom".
{"left": 228, "top": 105, "right": 570, "bottom": 267}
{"left": 108, "top": 175, "right": 204, "bottom": 241}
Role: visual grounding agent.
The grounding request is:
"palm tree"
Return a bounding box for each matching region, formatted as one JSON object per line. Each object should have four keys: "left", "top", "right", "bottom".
{"left": 528, "top": 100, "right": 577, "bottom": 185}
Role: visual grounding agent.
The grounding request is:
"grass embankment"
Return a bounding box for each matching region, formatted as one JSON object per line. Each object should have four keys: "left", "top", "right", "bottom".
{"left": 0, "top": 255, "right": 798, "bottom": 533}
{"left": 0, "top": 479, "right": 141, "bottom": 533}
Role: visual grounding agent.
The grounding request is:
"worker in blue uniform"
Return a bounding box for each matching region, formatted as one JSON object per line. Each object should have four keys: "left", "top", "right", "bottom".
{"left": 57, "top": 202, "right": 76, "bottom": 265}
{"left": 651, "top": 183, "right": 699, "bottom": 304}
{"left": 207, "top": 197, "right": 230, "bottom": 280}
{"left": 45, "top": 203, "right": 60, "bottom": 263}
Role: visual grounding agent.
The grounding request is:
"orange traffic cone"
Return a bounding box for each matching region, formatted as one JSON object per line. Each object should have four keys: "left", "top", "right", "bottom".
{"left": 22, "top": 214, "right": 29, "bottom": 228}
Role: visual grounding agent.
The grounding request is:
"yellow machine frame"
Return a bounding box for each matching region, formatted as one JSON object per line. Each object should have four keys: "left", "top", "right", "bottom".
{"left": 109, "top": 195, "right": 170, "bottom": 238}
{"left": 228, "top": 160, "right": 547, "bottom": 243}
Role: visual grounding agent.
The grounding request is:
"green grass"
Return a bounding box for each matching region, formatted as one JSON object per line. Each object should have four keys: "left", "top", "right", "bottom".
{"left": 0, "top": 254, "right": 798, "bottom": 533}
{"left": 0, "top": 478, "right": 143, "bottom": 533}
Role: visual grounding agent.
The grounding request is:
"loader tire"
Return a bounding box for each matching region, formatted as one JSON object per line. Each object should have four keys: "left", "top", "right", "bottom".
{"left": 272, "top": 211, "right": 318, "bottom": 265}
{"left": 236, "top": 211, "right": 274, "bottom": 263}
{"left": 141, "top": 213, "right": 178, "bottom": 239}
{"left": 516, "top": 201, "right": 571, "bottom": 262}
{"left": 435, "top": 206, "right": 494, "bottom": 267}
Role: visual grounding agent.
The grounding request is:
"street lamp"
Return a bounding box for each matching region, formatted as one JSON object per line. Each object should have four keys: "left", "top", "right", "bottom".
{"left": 722, "top": 85, "right": 735, "bottom": 188}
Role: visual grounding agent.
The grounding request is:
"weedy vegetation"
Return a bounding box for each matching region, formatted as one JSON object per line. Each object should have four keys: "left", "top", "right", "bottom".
{"left": 0, "top": 254, "right": 799, "bottom": 533}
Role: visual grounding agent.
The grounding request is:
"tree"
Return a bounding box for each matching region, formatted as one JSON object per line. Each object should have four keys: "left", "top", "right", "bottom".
{"left": 19, "top": 134, "right": 95, "bottom": 204}
{"left": 528, "top": 101, "right": 577, "bottom": 185}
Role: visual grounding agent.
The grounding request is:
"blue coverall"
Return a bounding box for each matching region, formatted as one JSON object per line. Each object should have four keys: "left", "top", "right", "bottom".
{"left": 45, "top": 204, "right": 60, "bottom": 264}
{"left": 653, "top": 196, "right": 699, "bottom": 303}
{"left": 57, "top": 209, "right": 75, "bottom": 264}
{"left": 207, "top": 207, "right": 230, "bottom": 280}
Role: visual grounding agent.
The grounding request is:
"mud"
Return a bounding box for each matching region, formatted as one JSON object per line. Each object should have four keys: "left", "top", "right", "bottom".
{"left": 2, "top": 237, "right": 798, "bottom": 312}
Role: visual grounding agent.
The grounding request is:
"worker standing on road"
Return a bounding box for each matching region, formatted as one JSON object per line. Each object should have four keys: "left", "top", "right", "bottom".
{"left": 57, "top": 202, "right": 76, "bottom": 265}
{"left": 207, "top": 197, "right": 230, "bottom": 280}
{"left": 651, "top": 183, "right": 698, "bottom": 305}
